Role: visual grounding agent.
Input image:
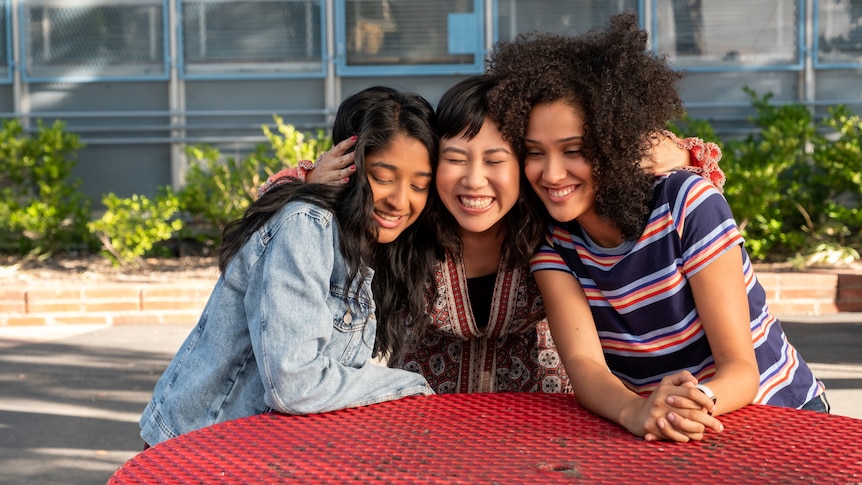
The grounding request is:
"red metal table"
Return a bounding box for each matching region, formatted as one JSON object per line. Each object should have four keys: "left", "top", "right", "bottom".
{"left": 110, "top": 392, "right": 862, "bottom": 484}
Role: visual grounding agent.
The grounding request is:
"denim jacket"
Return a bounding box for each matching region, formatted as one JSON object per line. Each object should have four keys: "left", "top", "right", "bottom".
{"left": 140, "top": 200, "right": 432, "bottom": 445}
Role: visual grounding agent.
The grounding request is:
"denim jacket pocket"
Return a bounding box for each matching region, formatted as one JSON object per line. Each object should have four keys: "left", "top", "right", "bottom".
{"left": 328, "top": 270, "right": 377, "bottom": 364}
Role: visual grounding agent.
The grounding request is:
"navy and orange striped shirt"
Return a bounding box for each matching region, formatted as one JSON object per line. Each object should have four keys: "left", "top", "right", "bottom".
{"left": 531, "top": 170, "right": 823, "bottom": 408}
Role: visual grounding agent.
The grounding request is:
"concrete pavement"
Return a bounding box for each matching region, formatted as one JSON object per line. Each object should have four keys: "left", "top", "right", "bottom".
{"left": 0, "top": 315, "right": 860, "bottom": 485}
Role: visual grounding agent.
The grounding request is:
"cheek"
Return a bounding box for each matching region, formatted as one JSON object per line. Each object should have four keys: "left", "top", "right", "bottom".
{"left": 523, "top": 162, "right": 542, "bottom": 184}
{"left": 434, "top": 166, "right": 459, "bottom": 194}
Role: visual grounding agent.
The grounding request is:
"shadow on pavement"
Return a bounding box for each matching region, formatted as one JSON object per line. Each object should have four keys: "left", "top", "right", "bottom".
{"left": 0, "top": 329, "right": 184, "bottom": 485}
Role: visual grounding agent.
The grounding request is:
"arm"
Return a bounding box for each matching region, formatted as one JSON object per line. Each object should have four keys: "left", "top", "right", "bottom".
{"left": 686, "top": 246, "right": 760, "bottom": 416}
{"left": 247, "top": 210, "right": 430, "bottom": 414}
{"left": 258, "top": 136, "right": 357, "bottom": 197}
{"left": 536, "top": 269, "right": 721, "bottom": 442}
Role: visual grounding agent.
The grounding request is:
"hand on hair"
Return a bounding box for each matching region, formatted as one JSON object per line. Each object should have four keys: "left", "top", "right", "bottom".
{"left": 640, "top": 131, "right": 691, "bottom": 174}
{"left": 307, "top": 136, "right": 357, "bottom": 185}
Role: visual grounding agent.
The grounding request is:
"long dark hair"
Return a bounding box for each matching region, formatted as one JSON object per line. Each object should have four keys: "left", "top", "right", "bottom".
{"left": 487, "top": 13, "right": 684, "bottom": 240}
{"left": 219, "top": 85, "right": 438, "bottom": 362}
{"left": 427, "top": 75, "right": 546, "bottom": 269}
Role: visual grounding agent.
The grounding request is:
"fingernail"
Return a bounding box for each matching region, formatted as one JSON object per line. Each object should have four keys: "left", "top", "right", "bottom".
{"left": 350, "top": 135, "right": 357, "bottom": 141}
{"left": 341, "top": 177, "right": 350, "bottom": 184}
{"left": 349, "top": 165, "right": 356, "bottom": 171}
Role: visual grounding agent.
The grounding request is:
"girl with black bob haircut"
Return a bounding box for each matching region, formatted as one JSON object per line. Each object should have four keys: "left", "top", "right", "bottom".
{"left": 139, "top": 86, "right": 438, "bottom": 447}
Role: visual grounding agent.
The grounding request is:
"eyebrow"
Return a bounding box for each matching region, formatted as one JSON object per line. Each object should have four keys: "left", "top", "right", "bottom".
{"left": 441, "top": 146, "right": 512, "bottom": 156}
{"left": 524, "top": 135, "right": 584, "bottom": 144}
{"left": 369, "top": 161, "right": 433, "bottom": 179}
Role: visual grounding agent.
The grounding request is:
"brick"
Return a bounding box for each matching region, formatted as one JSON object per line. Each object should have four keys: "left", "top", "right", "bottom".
{"left": 0, "top": 288, "right": 26, "bottom": 300}
{"left": 27, "top": 302, "right": 85, "bottom": 314}
{"left": 143, "top": 286, "right": 206, "bottom": 299}
{"left": 84, "top": 301, "right": 141, "bottom": 313}
{"left": 142, "top": 300, "right": 206, "bottom": 311}
{"left": 0, "top": 302, "right": 26, "bottom": 313}
{"left": 54, "top": 315, "right": 111, "bottom": 325}
{"left": 780, "top": 288, "right": 837, "bottom": 301}
{"left": 83, "top": 287, "right": 142, "bottom": 299}
{"left": 5, "top": 316, "right": 50, "bottom": 326}
{"left": 26, "top": 288, "right": 83, "bottom": 300}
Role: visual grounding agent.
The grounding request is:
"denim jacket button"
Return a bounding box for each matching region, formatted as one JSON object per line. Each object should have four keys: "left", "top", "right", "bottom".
{"left": 342, "top": 311, "right": 352, "bottom": 325}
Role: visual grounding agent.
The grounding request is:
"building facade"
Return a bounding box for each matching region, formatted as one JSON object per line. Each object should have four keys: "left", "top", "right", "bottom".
{"left": 1, "top": 0, "right": 860, "bottom": 201}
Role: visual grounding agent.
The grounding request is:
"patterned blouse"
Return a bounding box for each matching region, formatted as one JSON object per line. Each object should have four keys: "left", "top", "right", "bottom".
{"left": 399, "top": 251, "right": 572, "bottom": 394}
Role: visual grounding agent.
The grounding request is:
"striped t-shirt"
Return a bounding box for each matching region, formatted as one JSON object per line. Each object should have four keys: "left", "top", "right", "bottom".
{"left": 531, "top": 170, "right": 823, "bottom": 409}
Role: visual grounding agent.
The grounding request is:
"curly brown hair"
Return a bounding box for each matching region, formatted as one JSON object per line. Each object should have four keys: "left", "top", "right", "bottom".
{"left": 485, "top": 13, "right": 684, "bottom": 240}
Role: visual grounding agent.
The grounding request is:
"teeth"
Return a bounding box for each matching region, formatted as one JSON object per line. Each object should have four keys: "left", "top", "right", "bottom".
{"left": 376, "top": 211, "right": 401, "bottom": 222}
{"left": 548, "top": 186, "right": 575, "bottom": 198}
{"left": 459, "top": 196, "right": 493, "bottom": 209}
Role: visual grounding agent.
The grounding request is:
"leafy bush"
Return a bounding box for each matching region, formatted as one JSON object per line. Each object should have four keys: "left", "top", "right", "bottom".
{"left": 176, "top": 115, "right": 331, "bottom": 243}
{"left": 87, "top": 188, "right": 184, "bottom": 266}
{"left": 673, "top": 89, "right": 862, "bottom": 262}
{"left": 0, "top": 119, "right": 91, "bottom": 257}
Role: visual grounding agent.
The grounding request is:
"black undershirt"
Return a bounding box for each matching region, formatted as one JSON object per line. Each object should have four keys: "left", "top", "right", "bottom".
{"left": 466, "top": 272, "right": 497, "bottom": 329}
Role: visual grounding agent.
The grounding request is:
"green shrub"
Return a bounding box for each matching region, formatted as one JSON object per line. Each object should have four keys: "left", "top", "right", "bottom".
{"left": 87, "top": 188, "right": 184, "bottom": 266}
{"left": 674, "top": 89, "right": 862, "bottom": 263}
{"left": 176, "top": 115, "right": 331, "bottom": 243}
{"left": 0, "top": 119, "right": 91, "bottom": 256}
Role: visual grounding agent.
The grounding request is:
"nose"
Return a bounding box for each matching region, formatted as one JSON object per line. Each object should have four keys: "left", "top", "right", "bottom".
{"left": 463, "top": 161, "right": 488, "bottom": 189}
{"left": 384, "top": 181, "right": 409, "bottom": 210}
{"left": 542, "top": 153, "right": 567, "bottom": 184}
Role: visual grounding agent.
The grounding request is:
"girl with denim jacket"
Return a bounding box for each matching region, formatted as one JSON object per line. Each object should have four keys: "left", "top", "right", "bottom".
{"left": 140, "top": 86, "right": 438, "bottom": 446}
{"left": 261, "top": 77, "right": 722, "bottom": 395}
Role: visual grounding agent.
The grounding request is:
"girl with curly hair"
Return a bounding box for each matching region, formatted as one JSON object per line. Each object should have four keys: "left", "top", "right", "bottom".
{"left": 485, "top": 13, "right": 827, "bottom": 443}
{"left": 140, "top": 86, "right": 437, "bottom": 446}
{"left": 263, "top": 74, "right": 716, "bottom": 395}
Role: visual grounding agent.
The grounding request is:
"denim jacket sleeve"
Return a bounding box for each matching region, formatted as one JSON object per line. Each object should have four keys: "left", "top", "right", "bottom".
{"left": 241, "top": 204, "right": 432, "bottom": 414}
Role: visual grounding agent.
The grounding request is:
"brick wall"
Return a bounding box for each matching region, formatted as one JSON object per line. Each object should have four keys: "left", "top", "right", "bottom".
{"left": 0, "top": 281, "right": 213, "bottom": 326}
{"left": 1, "top": 271, "right": 860, "bottom": 327}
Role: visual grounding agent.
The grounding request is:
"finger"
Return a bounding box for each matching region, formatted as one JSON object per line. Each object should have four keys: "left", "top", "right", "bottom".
{"left": 330, "top": 135, "right": 358, "bottom": 156}
{"left": 672, "top": 407, "right": 724, "bottom": 434}
{"left": 666, "top": 412, "right": 706, "bottom": 437}
{"left": 655, "top": 416, "right": 692, "bottom": 443}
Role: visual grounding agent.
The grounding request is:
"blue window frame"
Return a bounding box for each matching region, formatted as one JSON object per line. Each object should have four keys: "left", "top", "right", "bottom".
{"left": 178, "top": 0, "right": 326, "bottom": 80}
{"left": 814, "top": 0, "right": 862, "bottom": 68}
{"left": 652, "top": 0, "right": 805, "bottom": 73}
{"left": 335, "top": 0, "right": 484, "bottom": 77}
{"left": 0, "top": 0, "right": 10, "bottom": 83}
{"left": 19, "top": 0, "right": 170, "bottom": 83}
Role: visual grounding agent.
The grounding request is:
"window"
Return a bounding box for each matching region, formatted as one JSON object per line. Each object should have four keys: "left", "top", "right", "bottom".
{"left": 655, "top": 0, "right": 801, "bottom": 70}
{"left": 22, "top": 0, "right": 167, "bottom": 82}
{"left": 337, "top": 0, "right": 483, "bottom": 75}
{"left": 180, "top": 0, "right": 324, "bottom": 79}
{"left": 817, "top": 0, "right": 862, "bottom": 66}
{"left": 495, "top": 0, "right": 639, "bottom": 41}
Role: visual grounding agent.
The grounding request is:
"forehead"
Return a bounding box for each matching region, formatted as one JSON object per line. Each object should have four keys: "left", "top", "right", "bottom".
{"left": 366, "top": 133, "right": 432, "bottom": 172}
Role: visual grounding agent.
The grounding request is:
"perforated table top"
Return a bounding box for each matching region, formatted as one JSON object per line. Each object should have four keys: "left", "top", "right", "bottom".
{"left": 110, "top": 392, "right": 862, "bottom": 483}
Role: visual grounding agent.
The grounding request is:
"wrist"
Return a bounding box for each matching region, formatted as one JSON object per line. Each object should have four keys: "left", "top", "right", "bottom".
{"left": 695, "top": 383, "right": 717, "bottom": 415}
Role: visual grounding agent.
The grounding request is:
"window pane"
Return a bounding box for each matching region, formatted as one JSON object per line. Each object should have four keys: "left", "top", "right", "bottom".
{"left": 24, "top": 1, "right": 166, "bottom": 80}
{"left": 182, "top": 0, "right": 323, "bottom": 75}
{"left": 818, "top": 0, "right": 862, "bottom": 65}
{"left": 656, "top": 0, "right": 799, "bottom": 67}
{"left": 496, "top": 0, "right": 639, "bottom": 40}
{"left": 345, "top": 0, "right": 476, "bottom": 66}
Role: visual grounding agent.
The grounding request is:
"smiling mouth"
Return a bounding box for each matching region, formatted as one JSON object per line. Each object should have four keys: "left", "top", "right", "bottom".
{"left": 547, "top": 186, "right": 576, "bottom": 199}
{"left": 458, "top": 196, "right": 494, "bottom": 210}
{"left": 374, "top": 211, "right": 406, "bottom": 229}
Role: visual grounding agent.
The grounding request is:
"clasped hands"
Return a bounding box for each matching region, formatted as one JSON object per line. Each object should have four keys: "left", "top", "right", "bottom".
{"left": 631, "top": 370, "right": 723, "bottom": 443}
